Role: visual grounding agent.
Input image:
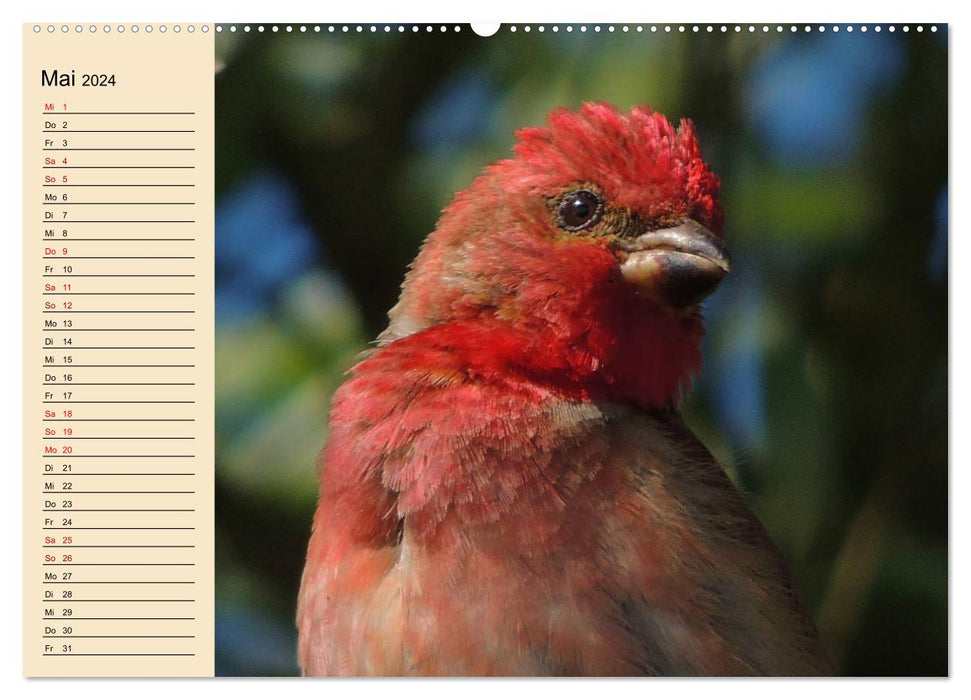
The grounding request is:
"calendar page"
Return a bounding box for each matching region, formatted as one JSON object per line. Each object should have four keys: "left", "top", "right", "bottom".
{"left": 20, "top": 20, "right": 949, "bottom": 679}
{"left": 22, "top": 23, "right": 215, "bottom": 677}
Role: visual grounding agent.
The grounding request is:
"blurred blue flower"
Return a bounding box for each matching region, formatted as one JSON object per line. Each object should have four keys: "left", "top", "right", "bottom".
{"left": 410, "top": 67, "right": 497, "bottom": 150}
{"left": 216, "top": 172, "right": 320, "bottom": 321}
{"left": 216, "top": 604, "right": 298, "bottom": 676}
{"left": 746, "top": 32, "right": 905, "bottom": 168}
{"left": 703, "top": 263, "right": 767, "bottom": 454}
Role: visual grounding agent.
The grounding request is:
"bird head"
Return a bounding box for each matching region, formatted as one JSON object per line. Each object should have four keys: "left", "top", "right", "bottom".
{"left": 509, "top": 102, "right": 728, "bottom": 311}
{"left": 382, "top": 102, "right": 728, "bottom": 408}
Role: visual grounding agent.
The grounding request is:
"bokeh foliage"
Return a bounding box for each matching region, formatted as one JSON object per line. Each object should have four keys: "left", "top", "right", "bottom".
{"left": 213, "top": 25, "right": 947, "bottom": 676}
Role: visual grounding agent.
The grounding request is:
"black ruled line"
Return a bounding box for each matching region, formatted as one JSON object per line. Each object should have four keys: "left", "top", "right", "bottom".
{"left": 42, "top": 309, "right": 196, "bottom": 312}
{"left": 43, "top": 111, "right": 195, "bottom": 114}
{"left": 43, "top": 545, "right": 194, "bottom": 548}
{"left": 42, "top": 652, "right": 195, "bottom": 656}
{"left": 41, "top": 580, "right": 195, "bottom": 583}
{"left": 43, "top": 293, "right": 197, "bottom": 296}
{"left": 43, "top": 490, "right": 195, "bottom": 494}
{"left": 42, "top": 329, "right": 195, "bottom": 332}
{"left": 47, "top": 599, "right": 195, "bottom": 602}
{"left": 43, "top": 238, "right": 197, "bottom": 241}
{"left": 43, "top": 221, "right": 195, "bottom": 224}
{"left": 42, "top": 617, "right": 193, "bottom": 620}
{"left": 41, "top": 527, "right": 195, "bottom": 532}
{"left": 43, "top": 636, "right": 196, "bottom": 639}
{"left": 43, "top": 202, "right": 195, "bottom": 205}
{"left": 43, "top": 148, "right": 196, "bottom": 151}
{"left": 43, "top": 166, "right": 195, "bottom": 169}
{"left": 43, "top": 275, "right": 196, "bottom": 278}
{"left": 41, "top": 654, "right": 196, "bottom": 657}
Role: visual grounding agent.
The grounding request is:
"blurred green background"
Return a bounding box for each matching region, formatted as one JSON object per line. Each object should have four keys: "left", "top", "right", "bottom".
{"left": 213, "top": 24, "right": 947, "bottom": 676}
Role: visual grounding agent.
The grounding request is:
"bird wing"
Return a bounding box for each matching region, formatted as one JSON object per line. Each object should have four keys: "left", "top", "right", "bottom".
{"left": 586, "top": 408, "right": 832, "bottom": 675}
{"left": 297, "top": 350, "right": 830, "bottom": 675}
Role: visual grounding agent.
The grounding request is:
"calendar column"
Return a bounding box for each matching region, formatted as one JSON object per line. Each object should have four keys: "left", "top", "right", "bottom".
{"left": 22, "top": 23, "right": 215, "bottom": 677}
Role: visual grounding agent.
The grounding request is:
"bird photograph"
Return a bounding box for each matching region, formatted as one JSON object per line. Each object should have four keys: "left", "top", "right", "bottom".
{"left": 296, "top": 103, "right": 829, "bottom": 675}
{"left": 212, "top": 24, "right": 947, "bottom": 676}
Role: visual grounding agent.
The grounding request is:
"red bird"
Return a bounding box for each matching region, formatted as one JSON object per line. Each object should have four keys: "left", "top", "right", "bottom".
{"left": 297, "top": 103, "right": 829, "bottom": 675}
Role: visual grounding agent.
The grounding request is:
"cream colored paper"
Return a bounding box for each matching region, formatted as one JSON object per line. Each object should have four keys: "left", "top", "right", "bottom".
{"left": 23, "top": 24, "right": 215, "bottom": 677}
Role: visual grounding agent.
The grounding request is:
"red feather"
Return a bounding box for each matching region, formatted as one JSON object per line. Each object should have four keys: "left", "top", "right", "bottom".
{"left": 297, "top": 103, "right": 828, "bottom": 676}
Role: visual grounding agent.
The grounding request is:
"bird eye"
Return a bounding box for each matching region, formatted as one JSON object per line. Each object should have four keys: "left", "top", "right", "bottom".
{"left": 557, "top": 189, "right": 603, "bottom": 231}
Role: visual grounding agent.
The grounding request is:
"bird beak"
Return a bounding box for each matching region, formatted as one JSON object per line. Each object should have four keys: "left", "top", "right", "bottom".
{"left": 611, "top": 219, "right": 730, "bottom": 311}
